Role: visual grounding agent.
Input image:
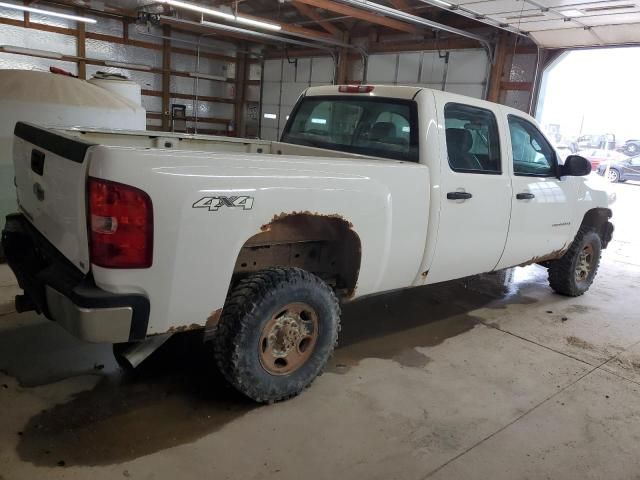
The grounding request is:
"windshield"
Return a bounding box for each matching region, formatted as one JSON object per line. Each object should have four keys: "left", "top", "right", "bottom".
{"left": 281, "top": 96, "right": 419, "bottom": 162}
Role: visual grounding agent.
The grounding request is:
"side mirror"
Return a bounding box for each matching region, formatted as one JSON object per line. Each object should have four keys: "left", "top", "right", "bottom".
{"left": 560, "top": 155, "right": 591, "bottom": 176}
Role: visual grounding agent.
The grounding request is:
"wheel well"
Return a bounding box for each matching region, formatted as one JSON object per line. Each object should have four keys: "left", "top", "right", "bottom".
{"left": 581, "top": 208, "right": 613, "bottom": 248}
{"left": 233, "top": 213, "right": 361, "bottom": 298}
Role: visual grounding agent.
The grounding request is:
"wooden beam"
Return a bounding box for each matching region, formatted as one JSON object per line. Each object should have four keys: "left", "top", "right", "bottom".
{"left": 292, "top": 1, "right": 342, "bottom": 36}
{"left": 500, "top": 81, "right": 533, "bottom": 91}
{"left": 389, "top": 0, "right": 411, "bottom": 9}
{"left": 76, "top": 9, "right": 86, "bottom": 79}
{"left": 234, "top": 44, "right": 248, "bottom": 137}
{"left": 487, "top": 32, "right": 509, "bottom": 102}
{"left": 162, "top": 25, "right": 172, "bottom": 131}
{"left": 292, "top": 0, "right": 421, "bottom": 34}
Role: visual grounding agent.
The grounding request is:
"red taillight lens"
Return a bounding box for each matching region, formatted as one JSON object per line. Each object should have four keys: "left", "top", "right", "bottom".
{"left": 88, "top": 177, "right": 153, "bottom": 268}
{"left": 338, "top": 85, "right": 374, "bottom": 93}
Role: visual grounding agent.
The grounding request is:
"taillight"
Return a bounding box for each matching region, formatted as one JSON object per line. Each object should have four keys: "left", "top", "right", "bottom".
{"left": 88, "top": 177, "right": 153, "bottom": 268}
{"left": 338, "top": 85, "right": 374, "bottom": 93}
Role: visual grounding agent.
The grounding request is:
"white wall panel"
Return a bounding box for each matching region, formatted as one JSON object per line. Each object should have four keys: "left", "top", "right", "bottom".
{"left": 142, "top": 95, "right": 162, "bottom": 113}
{"left": 367, "top": 54, "right": 398, "bottom": 83}
{"left": 397, "top": 53, "right": 421, "bottom": 83}
{"left": 310, "top": 57, "right": 334, "bottom": 82}
{"left": 86, "top": 15, "right": 122, "bottom": 36}
{"left": 128, "top": 24, "right": 164, "bottom": 45}
{"left": 0, "top": 24, "right": 76, "bottom": 55}
{"left": 420, "top": 52, "right": 446, "bottom": 83}
{"left": 447, "top": 50, "right": 489, "bottom": 84}
{"left": 263, "top": 59, "right": 283, "bottom": 82}
{"left": 0, "top": 3, "right": 23, "bottom": 20}
{"left": 86, "top": 39, "right": 161, "bottom": 68}
{"left": 0, "top": 53, "right": 77, "bottom": 74}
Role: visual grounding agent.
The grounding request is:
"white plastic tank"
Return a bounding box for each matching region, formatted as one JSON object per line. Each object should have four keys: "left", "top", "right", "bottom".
{"left": 88, "top": 72, "right": 143, "bottom": 107}
{"left": 0, "top": 69, "right": 147, "bottom": 231}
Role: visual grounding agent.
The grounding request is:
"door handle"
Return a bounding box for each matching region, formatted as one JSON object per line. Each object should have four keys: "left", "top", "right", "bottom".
{"left": 447, "top": 191, "right": 472, "bottom": 200}
{"left": 516, "top": 192, "right": 535, "bottom": 200}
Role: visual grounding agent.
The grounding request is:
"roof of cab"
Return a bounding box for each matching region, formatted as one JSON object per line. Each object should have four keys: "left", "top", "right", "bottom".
{"left": 304, "top": 85, "right": 423, "bottom": 100}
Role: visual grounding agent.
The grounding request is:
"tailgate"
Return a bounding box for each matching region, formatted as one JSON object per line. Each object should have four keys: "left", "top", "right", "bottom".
{"left": 13, "top": 122, "right": 94, "bottom": 273}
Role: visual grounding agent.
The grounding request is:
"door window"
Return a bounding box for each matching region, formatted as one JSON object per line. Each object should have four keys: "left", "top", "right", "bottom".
{"left": 444, "top": 103, "right": 501, "bottom": 174}
{"left": 508, "top": 115, "right": 557, "bottom": 177}
{"left": 630, "top": 156, "right": 640, "bottom": 166}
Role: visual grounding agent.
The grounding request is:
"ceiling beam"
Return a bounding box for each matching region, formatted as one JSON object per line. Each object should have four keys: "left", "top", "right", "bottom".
{"left": 291, "top": 1, "right": 343, "bottom": 36}
{"left": 292, "top": 0, "right": 421, "bottom": 34}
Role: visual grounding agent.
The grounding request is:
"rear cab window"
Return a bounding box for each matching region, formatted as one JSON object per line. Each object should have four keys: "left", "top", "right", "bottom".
{"left": 281, "top": 96, "right": 419, "bottom": 162}
{"left": 443, "top": 103, "right": 502, "bottom": 174}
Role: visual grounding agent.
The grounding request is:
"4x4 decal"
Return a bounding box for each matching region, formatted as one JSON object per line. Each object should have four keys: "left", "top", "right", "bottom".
{"left": 193, "top": 196, "right": 254, "bottom": 211}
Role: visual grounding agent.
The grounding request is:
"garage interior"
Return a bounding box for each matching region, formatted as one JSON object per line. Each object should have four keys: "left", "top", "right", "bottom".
{"left": 0, "top": 0, "right": 639, "bottom": 478}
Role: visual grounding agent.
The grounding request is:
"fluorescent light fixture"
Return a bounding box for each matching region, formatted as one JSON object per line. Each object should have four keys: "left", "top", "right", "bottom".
{"left": 264, "top": 113, "right": 277, "bottom": 119}
{"left": 159, "top": 0, "right": 234, "bottom": 20}
{"left": 235, "top": 16, "right": 281, "bottom": 31}
{"left": 311, "top": 118, "right": 327, "bottom": 124}
{"left": 104, "top": 60, "right": 152, "bottom": 71}
{"left": 159, "top": 0, "right": 281, "bottom": 31}
{"left": 560, "top": 9, "right": 584, "bottom": 17}
{"left": 430, "top": 0, "right": 452, "bottom": 7}
{"left": 0, "top": 1, "right": 96, "bottom": 23}
{"left": 0, "top": 45, "right": 63, "bottom": 59}
{"left": 188, "top": 72, "right": 227, "bottom": 81}
{"left": 402, "top": 126, "right": 410, "bottom": 133}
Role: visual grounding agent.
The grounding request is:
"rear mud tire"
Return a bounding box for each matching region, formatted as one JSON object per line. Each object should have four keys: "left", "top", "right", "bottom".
{"left": 548, "top": 227, "right": 602, "bottom": 297}
{"left": 212, "top": 267, "right": 340, "bottom": 403}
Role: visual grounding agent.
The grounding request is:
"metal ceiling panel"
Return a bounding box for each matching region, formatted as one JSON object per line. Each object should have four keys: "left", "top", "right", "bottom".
{"left": 529, "top": 26, "right": 602, "bottom": 46}
{"left": 460, "top": 0, "right": 538, "bottom": 15}
{"left": 580, "top": 11, "right": 640, "bottom": 25}
{"left": 512, "top": 18, "right": 579, "bottom": 30}
{"left": 592, "top": 22, "right": 640, "bottom": 42}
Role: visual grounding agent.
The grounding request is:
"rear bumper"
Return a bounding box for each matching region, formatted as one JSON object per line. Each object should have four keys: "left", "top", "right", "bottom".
{"left": 1, "top": 213, "right": 149, "bottom": 343}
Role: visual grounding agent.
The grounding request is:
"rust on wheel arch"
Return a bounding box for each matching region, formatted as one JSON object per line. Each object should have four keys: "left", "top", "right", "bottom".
{"left": 518, "top": 242, "right": 571, "bottom": 267}
{"left": 239, "top": 212, "right": 361, "bottom": 300}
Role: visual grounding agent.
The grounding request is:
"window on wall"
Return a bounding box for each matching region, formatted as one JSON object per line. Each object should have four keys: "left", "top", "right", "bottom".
{"left": 444, "top": 103, "right": 501, "bottom": 174}
{"left": 508, "top": 115, "right": 557, "bottom": 177}
{"left": 282, "top": 96, "right": 419, "bottom": 162}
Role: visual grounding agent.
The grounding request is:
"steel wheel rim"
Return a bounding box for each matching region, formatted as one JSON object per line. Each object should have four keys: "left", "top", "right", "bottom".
{"left": 575, "top": 243, "right": 595, "bottom": 283}
{"left": 606, "top": 169, "right": 618, "bottom": 182}
{"left": 258, "top": 302, "right": 319, "bottom": 375}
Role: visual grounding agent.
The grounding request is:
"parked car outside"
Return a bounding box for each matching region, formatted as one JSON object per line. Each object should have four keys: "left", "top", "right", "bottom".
{"left": 596, "top": 154, "right": 640, "bottom": 182}
{"left": 577, "top": 148, "right": 626, "bottom": 171}
{"left": 621, "top": 139, "right": 640, "bottom": 156}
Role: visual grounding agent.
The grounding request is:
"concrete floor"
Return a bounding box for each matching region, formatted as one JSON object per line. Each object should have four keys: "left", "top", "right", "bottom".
{"left": 1, "top": 177, "right": 639, "bottom": 480}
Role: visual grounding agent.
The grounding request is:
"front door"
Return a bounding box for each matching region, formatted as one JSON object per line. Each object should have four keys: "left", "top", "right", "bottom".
{"left": 495, "top": 113, "right": 577, "bottom": 269}
{"left": 426, "top": 99, "right": 512, "bottom": 283}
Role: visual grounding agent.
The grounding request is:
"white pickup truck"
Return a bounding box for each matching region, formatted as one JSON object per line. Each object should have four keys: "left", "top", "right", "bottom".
{"left": 2, "top": 85, "right": 613, "bottom": 403}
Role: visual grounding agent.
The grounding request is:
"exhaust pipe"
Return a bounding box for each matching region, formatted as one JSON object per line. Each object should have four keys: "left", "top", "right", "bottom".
{"left": 115, "top": 333, "right": 172, "bottom": 369}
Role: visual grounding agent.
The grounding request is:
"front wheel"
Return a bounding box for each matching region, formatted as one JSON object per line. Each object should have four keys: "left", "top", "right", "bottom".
{"left": 606, "top": 168, "right": 620, "bottom": 183}
{"left": 212, "top": 267, "right": 340, "bottom": 403}
{"left": 548, "top": 227, "right": 602, "bottom": 297}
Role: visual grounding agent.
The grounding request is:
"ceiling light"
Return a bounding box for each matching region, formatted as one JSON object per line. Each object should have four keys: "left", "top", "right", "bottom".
{"left": 560, "top": 9, "right": 584, "bottom": 17}
{"left": 159, "top": 0, "right": 235, "bottom": 20}
{"left": 235, "top": 16, "right": 282, "bottom": 31}
{"left": 0, "top": 1, "right": 96, "bottom": 23}
{"left": 430, "top": 0, "right": 452, "bottom": 7}
{"left": 159, "top": 0, "right": 282, "bottom": 31}
{"left": 0, "top": 45, "right": 63, "bottom": 59}
{"left": 104, "top": 60, "right": 152, "bottom": 70}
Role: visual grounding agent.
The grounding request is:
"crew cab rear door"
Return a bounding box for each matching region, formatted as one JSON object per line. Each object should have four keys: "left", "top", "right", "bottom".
{"left": 426, "top": 94, "right": 512, "bottom": 283}
{"left": 13, "top": 123, "right": 92, "bottom": 273}
{"left": 494, "top": 112, "right": 576, "bottom": 269}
